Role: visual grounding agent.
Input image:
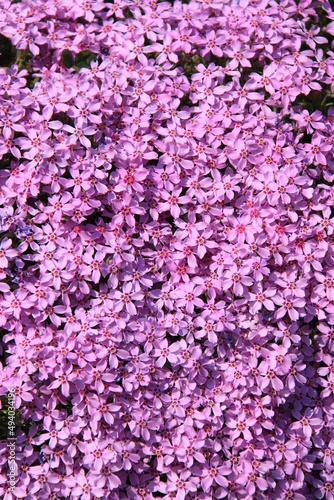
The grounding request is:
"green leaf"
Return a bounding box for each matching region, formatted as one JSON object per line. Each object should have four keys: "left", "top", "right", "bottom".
{"left": 61, "top": 49, "right": 74, "bottom": 69}
{"left": 74, "top": 50, "right": 97, "bottom": 70}
{"left": 77, "top": 17, "right": 88, "bottom": 25}
{"left": 0, "top": 35, "right": 17, "bottom": 67}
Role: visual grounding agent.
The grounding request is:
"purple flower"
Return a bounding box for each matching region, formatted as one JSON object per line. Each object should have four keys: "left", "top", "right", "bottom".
{"left": 0, "top": 1, "right": 333, "bottom": 498}
{"left": 200, "top": 455, "right": 232, "bottom": 491}
{"left": 222, "top": 264, "right": 253, "bottom": 297}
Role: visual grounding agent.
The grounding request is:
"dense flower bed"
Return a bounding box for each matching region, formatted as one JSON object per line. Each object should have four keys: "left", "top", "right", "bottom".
{"left": 0, "top": 0, "right": 334, "bottom": 498}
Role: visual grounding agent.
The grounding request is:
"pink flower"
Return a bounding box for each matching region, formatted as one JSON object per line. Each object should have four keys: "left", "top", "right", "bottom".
{"left": 290, "top": 409, "right": 323, "bottom": 439}
{"left": 187, "top": 229, "right": 219, "bottom": 258}
{"left": 295, "top": 242, "right": 325, "bottom": 273}
{"left": 80, "top": 439, "right": 115, "bottom": 471}
{"left": 0, "top": 238, "right": 17, "bottom": 268}
{"left": 236, "top": 462, "right": 268, "bottom": 496}
{"left": 47, "top": 363, "right": 74, "bottom": 397}
{"left": 3, "top": 376, "right": 34, "bottom": 409}
{"left": 16, "top": 128, "right": 53, "bottom": 159}
{"left": 225, "top": 41, "right": 255, "bottom": 69}
{"left": 200, "top": 455, "right": 232, "bottom": 491}
{"left": 0, "top": 2, "right": 333, "bottom": 497}
{"left": 1, "top": 290, "right": 33, "bottom": 320}
{"left": 81, "top": 247, "right": 105, "bottom": 284}
{"left": 249, "top": 285, "right": 276, "bottom": 314}
{"left": 303, "top": 133, "right": 332, "bottom": 165}
{"left": 226, "top": 411, "right": 257, "bottom": 441}
{"left": 271, "top": 74, "right": 301, "bottom": 108}
{"left": 228, "top": 215, "right": 256, "bottom": 244}
{"left": 283, "top": 447, "right": 315, "bottom": 484}
{"left": 149, "top": 33, "right": 179, "bottom": 64}
{"left": 152, "top": 339, "right": 180, "bottom": 368}
{"left": 222, "top": 264, "right": 253, "bottom": 297}
{"left": 40, "top": 258, "right": 72, "bottom": 290}
{"left": 62, "top": 124, "right": 96, "bottom": 148}
{"left": 313, "top": 271, "right": 334, "bottom": 301}
{"left": 110, "top": 282, "right": 144, "bottom": 315}
{"left": 166, "top": 470, "right": 198, "bottom": 499}
{"left": 70, "top": 470, "right": 105, "bottom": 499}
{"left": 273, "top": 295, "right": 306, "bottom": 321}
{"left": 112, "top": 193, "right": 145, "bottom": 227}
{"left": 292, "top": 109, "right": 326, "bottom": 133}
{"left": 199, "top": 30, "right": 225, "bottom": 57}
{"left": 159, "top": 187, "right": 190, "bottom": 219}
{"left": 173, "top": 282, "right": 204, "bottom": 314}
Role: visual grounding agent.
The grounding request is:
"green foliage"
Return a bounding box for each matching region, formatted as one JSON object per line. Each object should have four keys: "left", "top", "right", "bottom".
{"left": 76, "top": 17, "right": 88, "bottom": 25}
{"left": 294, "top": 87, "right": 334, "bottom": 115}
{"left": 74, "top": 50, "right": 97, "bottom": 71}
{"left": 183, "top": 53, "right": 207, "bottom": 77}
{"left": 28, "top": 76, "right": 40, "bottom": 89}
{"left": 0, "top": 395, "right": 9, "bottom": 440}
{"left": 179, "top": 93, "right": 192, "bottom": 108}
{"left": 61, "top": 49, "right": 74, "bottom": 69}
{"left": 123, "top": 7, "right": 135, "bottom": 19}
{"left": 170, "top": 51, "right": 208, "bottom": 77}
{"left": 15, "top": 47, "right": 33, "bottom": 74}
{"left": 0, "top": 153, "right": 12, "bottom": 170}
{"left": 0, "top": 35, "right": 16, "bottom": 67}
{"left": 60, "top": 50, "right": 97, "bottom": 72}
{"left": 0, "top": 394, "right": 35, "bottom": 440}
{"left": 60, "top": 398, "right": 73, "bottom": 416}
{"left": 0, "top": 337, "right": 10, "bottom": 366}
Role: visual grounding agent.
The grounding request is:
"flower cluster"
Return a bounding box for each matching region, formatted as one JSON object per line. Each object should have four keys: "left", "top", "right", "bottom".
{"left": 0, "top": 0, "right": 334, "bottom": 498}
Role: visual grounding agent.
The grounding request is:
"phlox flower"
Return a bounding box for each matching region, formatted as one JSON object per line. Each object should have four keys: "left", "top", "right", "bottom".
{"left": 166, "top": 470, "right": 199, "bottom": 500}
{"left": 222, "top": 264, "right": 253, "bottom": 297}
{"left": 109, "top": 281, "right": 144, "bottom": 315}
{"left": 47, "top": 363, "right": 74, "bottom": 397}
{"left": 271, "top": 74, "right": 301, "bottom": 108}
{"left": 200, "top": 455, "right": 232, "bottom": 491}
{"left": 175, "top": 432, "right": 206, "bottom": 467}
{"left": 290, "top": 409, "right": 323, "bottom": 439}
{"left": 173, "top": 281, "right": 204, "bottom": 314}
{"left": 128, "top": 410, "right": 159, "bottom": 442}
{"left": 249, "top": 285, "right": 276, "bottom": 314}
{"left": 159, "top": 187, "right": 190, "bottom": 219}
{"left": 40, "top": 258, "right": 72, "bottom": 290}
{"left": 187, "top": 229, "right": 219, "bottom": 259}
{"left": 80, "top": 439, "right": 115, "bottom": 472}
{"left": 283, "top": 446, "right": 316, "bottom": 485}
{"left": 303, "top": 133, "right": 332, "bottom": 165}
{"left": 112, "top": 192, "right": 145, "bottom": 227}
{"left": 225, "top": 41, "right": 255, "bottom": 70}
{"left": 2, "top": 376, "right": 34, "bottom": 409}
{"left": 69, "top": 470, "right": 105, "bottom": 499}
{"left": 0, "top": 238, "right": 17, "bottom": 268}
{"left": 228, "top": 215, "right": 255, "bottom": 244}
{"left": 273, "top": 294, "right": 306, "bottom": 321}
{"left": 152, "top": 338, "right": 180, "bottom": 368}
{"left": 0, "top": 290, "right": 33, "bottom": 320}
{"left": 149, "top": 33, "right": 179, "bottom": 64}
{"left": 0, "top": 1, "right": 333, "bottom": 498}
{"left": 235, "top": 462, "right": 268, "bottom": 496}
{"left": 292, "top": 109, "right": 326, "bottom": 133}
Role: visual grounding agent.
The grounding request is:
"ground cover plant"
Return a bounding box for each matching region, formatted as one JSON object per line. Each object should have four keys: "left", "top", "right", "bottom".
{"left": 0, "top": 0, "right": 334, "bottom": 498}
